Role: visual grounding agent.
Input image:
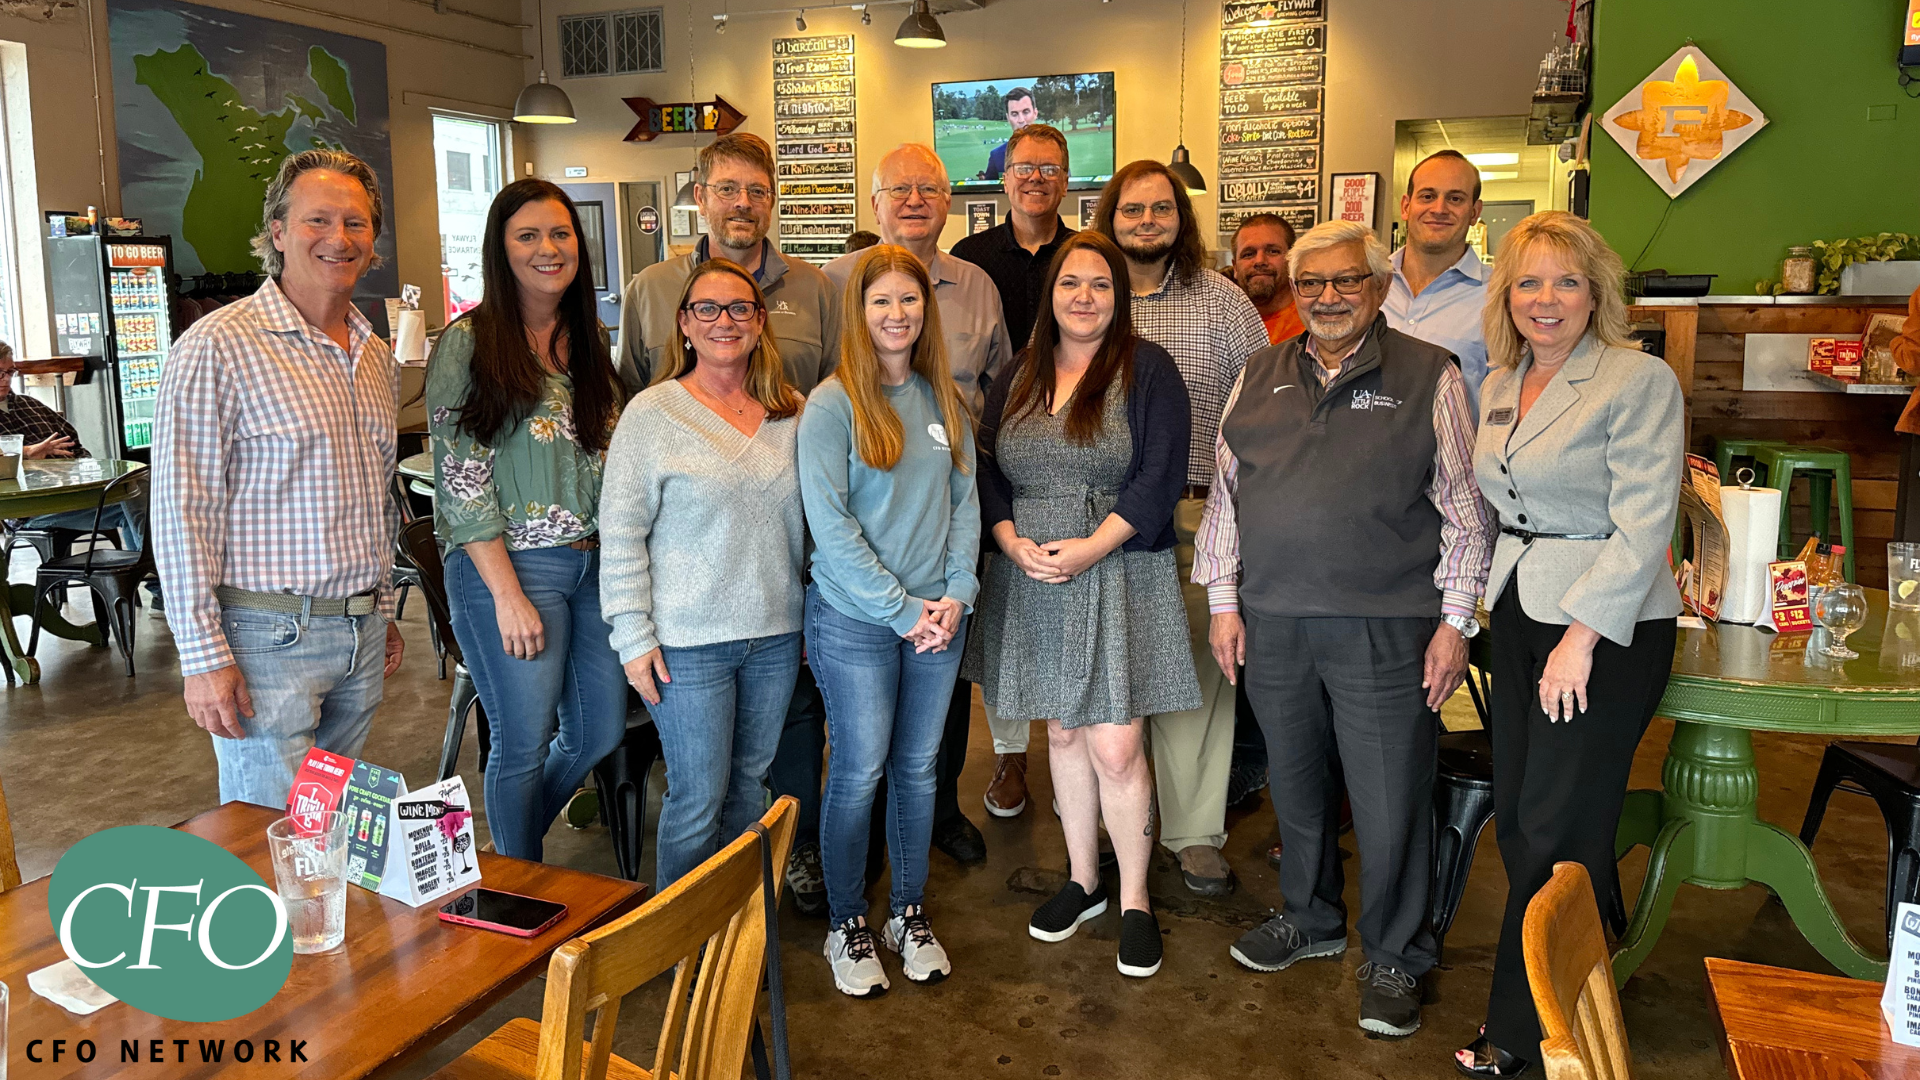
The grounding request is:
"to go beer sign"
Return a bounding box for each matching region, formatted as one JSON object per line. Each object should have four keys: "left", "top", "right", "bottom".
{"left": 48, "top": 826, "right": 293, "bottom": 1021}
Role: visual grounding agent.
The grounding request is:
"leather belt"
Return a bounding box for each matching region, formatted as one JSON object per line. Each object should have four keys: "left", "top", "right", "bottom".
{"left": 1500, "top": 525, "right": 1614, "bottom": 544}
{"left": 1180, "top": 484, "right": 1211, "bottom": 502}
{"left": 217, "top": 585, "right": 379, "bottom": 617}
{"left": 568, "top": 537, "right": 600, "bottom": 551}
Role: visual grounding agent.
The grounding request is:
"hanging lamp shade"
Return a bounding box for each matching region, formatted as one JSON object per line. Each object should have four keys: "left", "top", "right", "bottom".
{"left": 513, "top": 72, "right": 576, "bottom": 124}
{"left": 1167, "top": 143, "right": 1206, "bottom": 195}
{"left": 674, "top": 178, "right": 699, "bottom": 210}
{"left": 894, "top": 0, "right": 946, "bottom": 48}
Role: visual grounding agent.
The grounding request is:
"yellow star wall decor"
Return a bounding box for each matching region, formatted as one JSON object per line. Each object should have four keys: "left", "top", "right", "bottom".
{"left": 1600, "top": 45, "right": 1768, "bottom": 199}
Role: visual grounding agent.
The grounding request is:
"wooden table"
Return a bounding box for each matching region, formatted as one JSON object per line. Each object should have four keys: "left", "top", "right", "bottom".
{"left": 1612, "top": 590, "right": 1920, "bottom": 983}
{"left": 0, "top": 803, "right": 648, "bottom": 1078}
{"left": 1705, "top": 957, "right": 1920, "bottom": 1078}
{"left": 0, "top": 458, "right": 146, "bottom": 685}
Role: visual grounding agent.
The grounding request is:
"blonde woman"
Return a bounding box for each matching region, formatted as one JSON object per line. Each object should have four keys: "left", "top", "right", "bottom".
{"left": 1457, "top": 212, "right": 1683, "bottom": 1078}
{"left": 802, "top": 246, "right": 980, "bottom": 996}
{"left": 598, "top": 258, "right": 808, "bottom": 890}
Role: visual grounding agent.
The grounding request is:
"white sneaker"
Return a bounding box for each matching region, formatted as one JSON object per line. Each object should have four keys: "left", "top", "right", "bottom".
{"left": 880, "top": 905, "right": 952, "bottom": 984}
{"left": 824, "top": 916, "right": 890, "bottom": 997}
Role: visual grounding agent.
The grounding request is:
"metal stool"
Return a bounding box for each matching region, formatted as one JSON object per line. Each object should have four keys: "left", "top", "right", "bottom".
{"left": 1713, "top": 438, "right": 1856, "bottom": 581}
{"left": 1798, "top": 740, "right": 1920, "bottom": 950}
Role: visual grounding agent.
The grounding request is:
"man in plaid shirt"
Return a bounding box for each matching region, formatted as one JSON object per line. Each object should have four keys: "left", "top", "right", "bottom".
{"left": 154, "top": 150, "right": 404, "bottom": 806}
{"left": 0, "top": 343, "right": 154, "bottom": 587}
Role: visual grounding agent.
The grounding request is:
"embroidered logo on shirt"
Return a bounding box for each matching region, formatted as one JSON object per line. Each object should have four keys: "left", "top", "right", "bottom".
{"left": 1350, "top": 389, "right": 1403, "bottom": 412}
{"left": 927, "top": 423, "right": 949, "bottom": 448}
{"left": 772, "top": 300, "right": 795, "bottom": 315}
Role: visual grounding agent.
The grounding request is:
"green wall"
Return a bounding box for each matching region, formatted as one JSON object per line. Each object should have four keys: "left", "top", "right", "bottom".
{"left": 1590, "top": 0, "right": 1920, "bottom": 293}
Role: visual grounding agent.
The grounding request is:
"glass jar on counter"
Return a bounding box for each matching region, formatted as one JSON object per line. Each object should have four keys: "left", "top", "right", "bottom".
{"left": 1782, "top": 246, "right": 1817, "bottom": 294}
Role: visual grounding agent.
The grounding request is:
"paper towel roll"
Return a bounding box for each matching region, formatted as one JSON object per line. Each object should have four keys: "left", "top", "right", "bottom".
{"left": 395, "top": 309, "right": 427, "bottom": 363}
{"left": 1719, "top": 484, "right": 1782, "bottom": 624}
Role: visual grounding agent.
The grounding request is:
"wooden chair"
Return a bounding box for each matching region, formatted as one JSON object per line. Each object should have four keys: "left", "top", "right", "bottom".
{"left": 1524, "top": 861, "right": 1633, "bottom": 1080}
{"left": 429, "top": 796, "right": 798, "bottom": 1080}
{"left": 1, "top": 772, "right": 22, "bottom": 892}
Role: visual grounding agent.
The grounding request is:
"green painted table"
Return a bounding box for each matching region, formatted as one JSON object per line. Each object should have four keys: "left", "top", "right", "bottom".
{"left": 0, "top": 458, "right": 146, "bottom": 685}
{"left": 1612, "top": 589, "right": 1920, "bottom": 983}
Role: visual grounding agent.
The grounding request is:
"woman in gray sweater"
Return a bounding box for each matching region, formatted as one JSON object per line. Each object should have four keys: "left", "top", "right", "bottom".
{"left": 598, "top": 259, "right": 808, "bottom": 888}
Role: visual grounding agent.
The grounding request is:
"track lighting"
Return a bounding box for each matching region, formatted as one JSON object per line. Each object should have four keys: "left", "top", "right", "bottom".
{"left": 795, "top": 10, "right": 806, "bottom": 29}
{"left": 714, "top": 13, "right": 727, "bottom": 31}
{"left": 861, "top": 7, "right": 871, "bottom": 24}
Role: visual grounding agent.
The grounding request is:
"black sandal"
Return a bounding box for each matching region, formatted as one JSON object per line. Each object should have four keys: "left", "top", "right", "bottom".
{"left": 1454, "top": 1030, "right": 1529, "bottom": 1078}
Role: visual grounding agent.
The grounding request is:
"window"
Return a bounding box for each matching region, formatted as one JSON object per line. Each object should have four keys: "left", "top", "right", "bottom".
{"left": 575, "top": 201, "right": 607, "bottom": 292}
{"left": 445, "top": 150, "right": 472, "bottom": 193}
{"left": 432, "top": 115, "right": 505, "bottom": 321}
{"left": 0, "top": 51, "right": 26, "bottom": 352}
{"left": 559, "top": 8, "right": 664, "bottom": 78}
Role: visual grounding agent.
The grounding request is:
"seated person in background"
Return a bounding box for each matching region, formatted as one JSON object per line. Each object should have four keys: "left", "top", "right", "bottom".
{"left": 0, "top": 341, "right": 157, "bottom": 607}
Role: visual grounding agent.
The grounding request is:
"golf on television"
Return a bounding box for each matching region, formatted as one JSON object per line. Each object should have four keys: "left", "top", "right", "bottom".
{"left": 932, "top": 72, "right": 1116, "bottom": 193}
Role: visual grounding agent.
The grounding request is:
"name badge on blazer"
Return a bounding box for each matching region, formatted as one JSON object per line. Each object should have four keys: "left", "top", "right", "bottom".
{"left": 1485, "top": 407, "right": 1515, "bottom": 426}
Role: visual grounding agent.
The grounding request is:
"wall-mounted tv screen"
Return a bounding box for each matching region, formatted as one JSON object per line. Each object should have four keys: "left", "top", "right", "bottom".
{"left": 933, "top": 73, "right": 1116, "bottom": 193}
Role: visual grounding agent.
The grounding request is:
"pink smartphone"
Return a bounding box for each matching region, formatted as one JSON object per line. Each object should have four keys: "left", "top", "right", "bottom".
{"left": 438, "top": 888, "right": 567, "bottom": 937}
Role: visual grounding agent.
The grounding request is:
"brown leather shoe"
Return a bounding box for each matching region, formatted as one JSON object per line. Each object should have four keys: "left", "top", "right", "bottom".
{"left": 984, "top": 753, "right": 1028, "bottom": 818}
{"left": 1177, "top": 844, "right": 1237, "bottom": 897}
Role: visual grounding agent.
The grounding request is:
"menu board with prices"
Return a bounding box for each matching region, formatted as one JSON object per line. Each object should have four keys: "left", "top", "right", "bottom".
{"left": 772, "top": 35, "right": 857, "bottom": 264}
{"left": 1882, "top": 903, "right": 1920, "bottom": 1047}
{"left": 1215, "top": 0, "right": 1326, "bottom": 242}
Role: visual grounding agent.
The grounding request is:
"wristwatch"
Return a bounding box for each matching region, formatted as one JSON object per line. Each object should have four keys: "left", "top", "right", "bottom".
{"left": 1442, "top": 613, "right": 1481, "bottom": 639}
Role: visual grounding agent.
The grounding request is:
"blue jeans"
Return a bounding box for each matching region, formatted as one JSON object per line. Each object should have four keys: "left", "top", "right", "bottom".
{"left": 647, "top": 631, "right": 801, "bottom": 888}
{"left": 29, "top": 496, "right": 148, "bottom": 552}
{"left": 807, "top": 585, "right": 967, "bottom": 924}
{"left": 446, "top": 546, "right": 628, "bottom": 862}
{"left": 214, "top": 608, "right": 385, "bottom": 806}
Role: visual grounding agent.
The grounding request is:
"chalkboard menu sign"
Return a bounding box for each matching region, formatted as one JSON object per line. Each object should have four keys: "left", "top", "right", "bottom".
{"left": 1215, "top": 0, "right": 1325, "bottom": 233}
{"left": 773, "top": 36, "right": 858, "bottom": 263}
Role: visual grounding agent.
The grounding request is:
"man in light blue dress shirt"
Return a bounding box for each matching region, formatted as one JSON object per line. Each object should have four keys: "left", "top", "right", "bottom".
{"left": 1384, "top": 151, "right": 1491, "bottom": 415}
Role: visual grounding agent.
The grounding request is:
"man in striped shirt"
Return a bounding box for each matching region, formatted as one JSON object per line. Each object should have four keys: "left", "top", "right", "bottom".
{"left": 154, "top": 150, "right": 404, "bottom": 807}
{"left": 1085, "top": 160, "right": 1270, "bottom": 899}
{"left": 1194, "top": 220, "right": 1492, "bottom": 1038}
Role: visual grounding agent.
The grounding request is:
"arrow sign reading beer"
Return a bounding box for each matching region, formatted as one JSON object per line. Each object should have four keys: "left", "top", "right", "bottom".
{"left": 622, "top": 95, "right": 747, "bottom": 142}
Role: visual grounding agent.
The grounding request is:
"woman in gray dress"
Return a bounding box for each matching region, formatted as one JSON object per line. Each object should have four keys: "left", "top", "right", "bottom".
{"left": 963, "top": 231, "right": 1198, "bottom": 978}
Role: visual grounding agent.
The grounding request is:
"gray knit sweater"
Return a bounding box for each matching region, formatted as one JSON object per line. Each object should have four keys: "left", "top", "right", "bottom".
{"left": 599, "top": 379, "right": 805, "bottom": 662}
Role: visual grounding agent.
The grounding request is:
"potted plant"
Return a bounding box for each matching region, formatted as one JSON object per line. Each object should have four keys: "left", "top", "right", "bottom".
{"left": 1754, "top": 232, "right": 1920, "bottom": 295}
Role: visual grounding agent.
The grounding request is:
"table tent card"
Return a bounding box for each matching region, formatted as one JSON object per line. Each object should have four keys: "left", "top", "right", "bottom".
{"left": 286, "top": 748, "right": 408, "bottom": 891}
{"left": 1884, "top": 902, "right": 1920, "bottom": 1047}
{"left": 378, "top": 777, "right": 482, "bottom": 908}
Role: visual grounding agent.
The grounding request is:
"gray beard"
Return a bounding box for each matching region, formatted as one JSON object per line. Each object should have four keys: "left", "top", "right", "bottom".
{"left": 1306, "top": 309, "right": 1359, "bottom": 339}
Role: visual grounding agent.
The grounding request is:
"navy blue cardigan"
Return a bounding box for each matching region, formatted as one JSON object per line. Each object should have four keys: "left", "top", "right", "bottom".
{"left": 977, "top": 338, "right": 1191, "bottom": 553}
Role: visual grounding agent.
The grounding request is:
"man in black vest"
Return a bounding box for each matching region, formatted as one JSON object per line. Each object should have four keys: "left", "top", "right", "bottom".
{"left": 1191, "top": 220, "right": 1493, "bottom": 1039}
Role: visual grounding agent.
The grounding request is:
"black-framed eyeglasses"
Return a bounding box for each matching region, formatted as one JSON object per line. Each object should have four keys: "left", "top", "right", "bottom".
{"left": 1007, "top": 163, "right": 1066, "bottom": 180}
{"left": 1294, "top": 274, "right": 1373, "bottom": 297}
{"left": 682, "top": 300, "right": 763, "bottom": 322}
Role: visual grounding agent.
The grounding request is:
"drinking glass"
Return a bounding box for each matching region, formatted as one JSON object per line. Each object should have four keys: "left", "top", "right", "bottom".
{"left": 1812, "top": 582, "right": 1869, "bottom": 660}
{"left": 1889, "top": 542, "right": 1920, "bottom": 611}
{"left": 267, "top": 811, "right": 351, "bottom": 954}
{"left": 2, "top": 979, "right": 9, "bottom": 1080}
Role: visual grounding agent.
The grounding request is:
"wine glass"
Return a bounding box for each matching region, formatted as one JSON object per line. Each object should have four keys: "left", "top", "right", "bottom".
{"left": 1812, "top": 582, "right": 1869, "bottom": 660}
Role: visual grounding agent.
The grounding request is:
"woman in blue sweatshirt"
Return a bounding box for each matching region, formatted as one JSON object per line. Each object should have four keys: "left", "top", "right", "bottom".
{"left": 799, "top": 245, "right": 980, "bottom": 999}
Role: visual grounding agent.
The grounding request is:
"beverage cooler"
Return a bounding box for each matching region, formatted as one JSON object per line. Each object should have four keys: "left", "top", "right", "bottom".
{"left": 46, "top": 235, "right": 177, "bottom": 460}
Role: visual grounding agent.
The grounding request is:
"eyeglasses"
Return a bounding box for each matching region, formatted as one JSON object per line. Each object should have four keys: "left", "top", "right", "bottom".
{"left": 703, "top": 181, "right": 773, "bottom": 204}
{"left": 880, "top": 183, "right": 951, "bottom": 203}
{"left": 1007, "top": 163, "right": 1067, "bottom": 180}
{"left": 1293, "top": 274, "right": 1374, "bottom": 297}
{"left": 1116, "top": 201, "right": 1178, "bottom": 221}
{"left": 682, "top": 300, "right": 763, "bottom": 322}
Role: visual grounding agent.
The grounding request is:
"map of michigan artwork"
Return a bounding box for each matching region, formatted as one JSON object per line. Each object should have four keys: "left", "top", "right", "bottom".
{"left": 107, "top": 0, "right": 396, "bottom": 310}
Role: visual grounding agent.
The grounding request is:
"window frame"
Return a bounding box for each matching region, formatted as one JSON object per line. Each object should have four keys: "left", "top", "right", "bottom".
{"left": 557, "top": 7, "right": 665, "bottom": 79}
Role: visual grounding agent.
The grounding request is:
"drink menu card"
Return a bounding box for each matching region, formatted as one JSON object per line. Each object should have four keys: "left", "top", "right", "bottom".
{"left": 378, "top": 776, "right": 482, "bottom": 908}
{"left": 1882, "top": 902, "right": 1920, "bottom": 1047}
{"left": 286, "top": 748, "right": 408, "bottom": 891}
{"left": 1765, "top": 560, "right": 1812, "bottom": 633}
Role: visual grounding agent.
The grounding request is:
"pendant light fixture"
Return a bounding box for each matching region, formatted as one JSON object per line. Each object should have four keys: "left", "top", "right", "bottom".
{"left": 894, "top": 0, "right": 947, "bottom": 48}
{"left": 513, "top": 0, "right": 577, "bottom": 124}
{"left": 673, "top": 3, "right": 701, "bottom": 210}
{"left": 1165, "top": 0, "right": 1206, "bottom": 194}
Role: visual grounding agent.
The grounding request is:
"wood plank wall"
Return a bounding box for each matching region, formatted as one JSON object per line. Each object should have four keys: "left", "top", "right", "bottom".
{"left": 1687, "top": 304, "right": 1909, "bottom": 589}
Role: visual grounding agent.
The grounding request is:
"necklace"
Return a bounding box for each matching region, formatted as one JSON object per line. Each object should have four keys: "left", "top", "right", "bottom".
{"left": 691, "top": 375, "right": 752, "bottom": 416}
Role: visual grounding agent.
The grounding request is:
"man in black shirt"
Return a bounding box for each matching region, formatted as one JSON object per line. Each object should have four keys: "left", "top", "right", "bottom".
{"left": 951, "top": 123, "right": 1075, "bottom": 357}
{"left": 0, "top": 343, "right": 154, "bottom": 597}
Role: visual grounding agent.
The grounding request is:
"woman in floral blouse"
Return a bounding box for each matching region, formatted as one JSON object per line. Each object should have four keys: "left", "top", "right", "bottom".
{"left": 427, "top": 179, "right": 627, "bottom": 861}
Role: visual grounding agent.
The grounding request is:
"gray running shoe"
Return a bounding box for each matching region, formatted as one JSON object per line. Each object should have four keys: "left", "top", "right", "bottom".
{"left": 1228, "top": 912, "right": 1346, "bottom": 972}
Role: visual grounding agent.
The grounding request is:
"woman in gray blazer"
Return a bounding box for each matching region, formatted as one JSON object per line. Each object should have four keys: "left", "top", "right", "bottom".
{"left": 1455, "top": 212, "right": 1684, "bottom": 1078}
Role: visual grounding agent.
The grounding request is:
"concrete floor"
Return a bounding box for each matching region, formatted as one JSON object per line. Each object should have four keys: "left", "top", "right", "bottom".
{"left": 0, "top": 585, "right": 1906, "bottom": 1079}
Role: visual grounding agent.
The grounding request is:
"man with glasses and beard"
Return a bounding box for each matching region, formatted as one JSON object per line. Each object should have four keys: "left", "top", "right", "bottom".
{"left": 1230, "top": 213, "right": 1303, "bottom": 345}
{"left": 1088, "top": 160, "right": 1267, "bottom": 900}
{"left": 616, "top": 132, "right": 841, "bottom": 395}
{"left": 618, "top": 131, "right": 842, "bottom": 915}
{"left": 1193, "top": 220, "right": 1492, "bottom": 1039}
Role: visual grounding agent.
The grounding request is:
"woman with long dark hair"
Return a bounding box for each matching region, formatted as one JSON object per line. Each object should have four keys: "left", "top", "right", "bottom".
{"left": 426, "top": 178, "right": 627, "bottom": 861}
{"left": 962, "top": 231, "right": 1198, "bottom": 979}
{"left": 598, "top": 259, "right": 809, "bottom": 889}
